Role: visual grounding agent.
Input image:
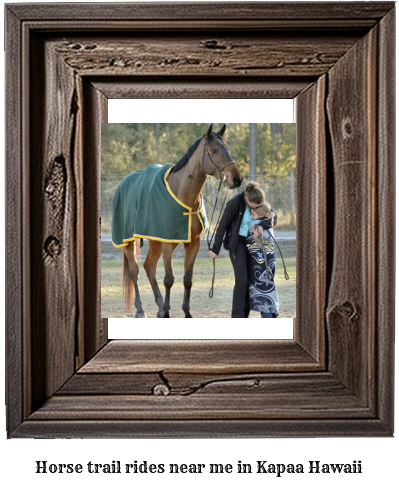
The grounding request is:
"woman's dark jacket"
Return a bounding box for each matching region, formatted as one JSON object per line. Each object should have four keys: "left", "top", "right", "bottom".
{"left": 210, "top": 192, "right": 277, "bottom": 257}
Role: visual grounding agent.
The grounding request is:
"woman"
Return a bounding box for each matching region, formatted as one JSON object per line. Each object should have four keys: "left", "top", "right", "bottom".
{"left": 208, "top": 182, "right": 276, "bottom": 318}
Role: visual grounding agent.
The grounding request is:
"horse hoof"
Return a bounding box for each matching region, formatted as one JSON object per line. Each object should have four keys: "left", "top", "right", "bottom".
{"left": 157, "top": 311, "right": 164, "bottom": 318}
{"left": 185, "top": 313, "right": 193, "bottom": 318}
{"left": 163, "top": 311, "right": 170, "bottom": 318}
{"left": 135, "top": 311, "right": 147, "bottom": 318}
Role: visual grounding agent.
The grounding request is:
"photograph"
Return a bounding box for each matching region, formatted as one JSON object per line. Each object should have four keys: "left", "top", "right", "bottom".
{"left": 101, "top": 122, "right": 296, "bottom": 321}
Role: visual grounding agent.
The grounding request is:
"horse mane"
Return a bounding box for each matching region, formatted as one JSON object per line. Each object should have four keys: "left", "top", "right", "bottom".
{"left": 172, "top": 136, "right": 202, "bottom": 173}
{"left": 172, "top": 132, "right": 224, "bottom": 172}
{"left": 171, "top": 135, "right": 204, "bottom": 172}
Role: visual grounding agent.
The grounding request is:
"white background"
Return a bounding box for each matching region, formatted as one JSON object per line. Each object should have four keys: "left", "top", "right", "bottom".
{"left": 108, "top": 98, "right": 295, "bottom": 339}
{"left": 1, "top": 1, "right": 397, "bottom": 486}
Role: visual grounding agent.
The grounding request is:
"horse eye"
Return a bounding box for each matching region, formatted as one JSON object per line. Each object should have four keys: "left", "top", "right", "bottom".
{"left": 211, "top": 148, "right": 217, "bottom": 153}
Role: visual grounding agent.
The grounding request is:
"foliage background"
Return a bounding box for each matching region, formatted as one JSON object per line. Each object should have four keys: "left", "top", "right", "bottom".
{"left": 101, "top": 123, "right": 297, "bottom": 233}
{"left": 101, "top": 123, "right": 296, "bottom": 180}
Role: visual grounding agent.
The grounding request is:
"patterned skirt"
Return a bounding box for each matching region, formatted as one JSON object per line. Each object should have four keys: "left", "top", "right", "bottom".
{"left": 246, "top": 232, "right": 279, "bottom": 316}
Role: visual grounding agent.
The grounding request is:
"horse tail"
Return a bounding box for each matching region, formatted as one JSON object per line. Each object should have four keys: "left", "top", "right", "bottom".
{"left": 122, "top": 240, "right": 141, "bottom": 310}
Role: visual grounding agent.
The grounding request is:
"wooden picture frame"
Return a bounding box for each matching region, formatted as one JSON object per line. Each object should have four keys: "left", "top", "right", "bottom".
{"left": 5, "top": 2, "right": 395, "bottom": 438}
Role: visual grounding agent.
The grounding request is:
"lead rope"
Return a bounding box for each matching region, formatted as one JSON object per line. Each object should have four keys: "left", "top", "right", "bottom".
{"left": 206, "top": 180, "right": 229, "bottom": 298}
{"left": 265, "top": 228, "right": 290, "bottom": 280}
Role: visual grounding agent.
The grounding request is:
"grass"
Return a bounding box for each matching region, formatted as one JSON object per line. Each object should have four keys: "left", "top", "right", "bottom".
{"left": 101, "top": 251, "right": 296, "bottom": 319}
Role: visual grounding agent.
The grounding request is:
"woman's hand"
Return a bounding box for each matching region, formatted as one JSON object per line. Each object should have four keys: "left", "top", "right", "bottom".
{"left": 253, "top": 225, "right": 263, "bottom": 238}
{"left": 208, "top": 251, "right": 218, "bottom": 259}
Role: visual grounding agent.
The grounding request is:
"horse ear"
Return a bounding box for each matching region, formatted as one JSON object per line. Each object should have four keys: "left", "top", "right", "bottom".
{"left": 205, "top": 123, "right": 213, "bottom": 139}
{"left": 217, "top": 124, "right": 226, "bottom": 137}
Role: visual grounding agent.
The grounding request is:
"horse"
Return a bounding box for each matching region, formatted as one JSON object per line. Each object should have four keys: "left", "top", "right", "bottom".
{"left": 112, "top": 123, "right": 242, "bottom": 318}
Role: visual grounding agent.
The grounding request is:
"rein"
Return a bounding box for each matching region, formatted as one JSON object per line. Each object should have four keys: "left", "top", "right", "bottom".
{"left": 266, "top": 229, "right": 290, "bottom": 281}
{"left": 189, "top": 135, "right": 238, "bottom": 298}
{"left": 255, "top": 227, "right": 290, "bottom": 281}
{"left": 204, "top": 134, "right": 243, "bottom": 299}
{"left": 206, "top": 179, "right": 229, "bottom": 298}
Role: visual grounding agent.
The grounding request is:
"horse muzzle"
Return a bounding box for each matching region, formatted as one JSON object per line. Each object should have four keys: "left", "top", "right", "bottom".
{"left": 223, "top": 173, "right": 242, "bottom": 189}
{"left": 232, "top": 174, "right": 243, "bottom": 188}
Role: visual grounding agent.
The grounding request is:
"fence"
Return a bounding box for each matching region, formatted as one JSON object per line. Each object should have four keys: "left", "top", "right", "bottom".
{"left": 101, "top": 175, "right": 296, "bottom": 235}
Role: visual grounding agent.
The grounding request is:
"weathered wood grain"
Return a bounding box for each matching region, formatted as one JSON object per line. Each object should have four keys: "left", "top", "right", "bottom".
{"left": 60, "top": 371, "right": 351, "bottom": 397}
{"left": 14, "top": 418, "right": 391, "bottom": 439}
{"left": 295, "top": 76, "right": 326, "bottom": 363}
{"left": 29, "top": 394, "right": 372, "bottom": 421}
{"left": 376, "top": 6, "right": 395, "bottom": 431}
{"left": 7, "top": 2, "right": 394, "bottom": 23}
{"left": 5, "top": 4, "right": 25, "bottom": 437}
{"left": 20, "top": 19, "right": 385, "bottom": 33}
{"left": 79, "top": 340, "right": 321, "bottom": 374}
{"left": 326, "top": 26, "right": 377, "bottom": 404}
{"left": 33, "top": 371, "right": 374, "bottom": 421}
{"left": 54, "top": 34, "right": 360, "bottom": 78}
{"left": 163, "top": 371, "right": 345, "bottom": 396}
{"left": 59, "top": 372, "right": 162, "bottom": 396}
{"left": 92, "top": 79, "right": 311, "bottom": 100}
{"left": 30, "top": 36, "right": 78, "bottom": 407}
{"left": 79, "top": 81, "right": 109, "bottom": 364}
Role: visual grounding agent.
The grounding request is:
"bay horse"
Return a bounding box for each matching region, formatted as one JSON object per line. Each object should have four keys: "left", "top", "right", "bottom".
{"left": 116, "top": 123, "right": 242, "bottom": 318}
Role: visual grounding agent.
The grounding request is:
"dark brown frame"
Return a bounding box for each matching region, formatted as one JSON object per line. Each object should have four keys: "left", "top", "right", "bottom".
{"left": 5, "top": 2, "right": 395, "bottom": 438}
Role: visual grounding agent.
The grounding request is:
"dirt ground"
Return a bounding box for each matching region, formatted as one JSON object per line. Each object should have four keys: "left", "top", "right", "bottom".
{"left": 101, "top": 240, "right": 296, "bottom": 319}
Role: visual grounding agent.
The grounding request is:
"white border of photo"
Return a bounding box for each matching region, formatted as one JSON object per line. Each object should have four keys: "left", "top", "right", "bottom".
{"left": 107, "top": 99, "right": 294, "bottom": 339}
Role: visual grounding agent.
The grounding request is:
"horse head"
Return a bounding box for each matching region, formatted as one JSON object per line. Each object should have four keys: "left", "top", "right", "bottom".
{"left": 202, "top": 124, "right": 243, "bottom": 189}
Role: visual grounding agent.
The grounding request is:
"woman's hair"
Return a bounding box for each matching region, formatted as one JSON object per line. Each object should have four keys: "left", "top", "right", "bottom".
{"left": 244, "top": 181, "right": 265, "bottom": 205}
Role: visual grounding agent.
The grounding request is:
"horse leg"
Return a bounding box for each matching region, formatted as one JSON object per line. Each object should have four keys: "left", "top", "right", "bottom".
{"left": 124, "top": 241, "right": 146, "bottom": 318}
{"left": 143, "top": 240, "right": 164, "bottom": 318}
{"left": 182, "top": 238, "right": 201, "bottom": 318}
{"left": 162, "top": 243, "right": 178, "bottom": 318}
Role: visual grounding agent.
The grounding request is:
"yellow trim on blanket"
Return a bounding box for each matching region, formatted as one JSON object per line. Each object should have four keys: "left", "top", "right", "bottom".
{"left": 164, "top": 166, "right": 191, "bottom": 211}
{"left": 164, "top": 165, "right": 193, "bottom": 242}
{"left": 112, "top": 241, "right": 129, "bottom": 248}
{"left": 112, "top": 233, "right": 191, "bottom": 248}
{"left": 164, "top": 166, "right": 208, "bottom": 239}
{"left": 183, "top": 207, "right": 207, "bottom": 237}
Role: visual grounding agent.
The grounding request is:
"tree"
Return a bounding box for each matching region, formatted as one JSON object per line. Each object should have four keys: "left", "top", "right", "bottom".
{"left": 101, "top": 122, "right": 296, "bottom": 181}
{"left": 155, "top": 123, "right": 160, "bottom": 163}
{"left": 249, "top": 123, "right": 257, "bottom": 180}
{"left": 257, "top": 123, "right": 296, "bottom": 177}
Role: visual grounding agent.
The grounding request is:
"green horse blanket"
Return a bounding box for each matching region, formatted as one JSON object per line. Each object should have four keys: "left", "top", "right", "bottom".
{"left": 112, "top": 164, "right": 209, "bottom": 248}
